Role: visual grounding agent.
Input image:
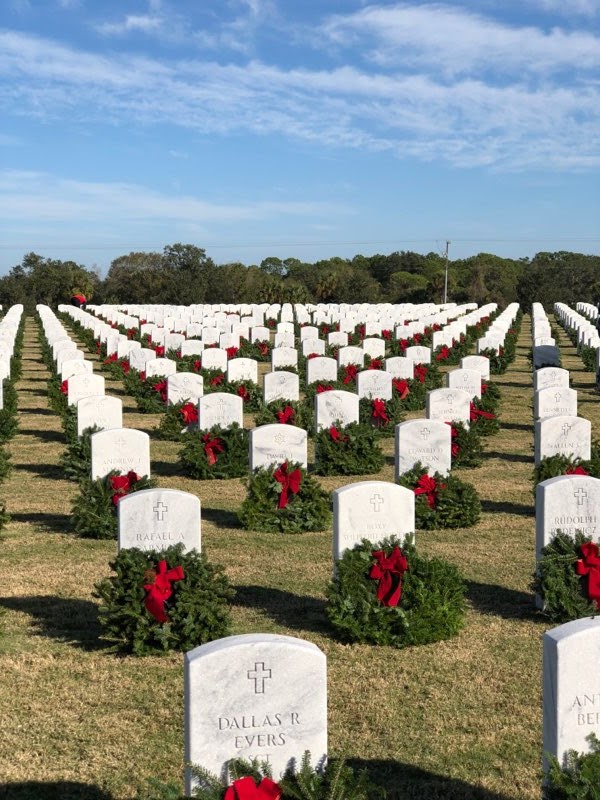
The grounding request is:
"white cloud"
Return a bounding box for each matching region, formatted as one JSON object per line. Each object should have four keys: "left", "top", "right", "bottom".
{"left": 96, "top": 14, "right": 164, "bottom": 36}
{"left": 321, "top": 3, "right": 600, "bottom": 76}
{"left": 0, "top": 169, "right": 339, "bottom": 224}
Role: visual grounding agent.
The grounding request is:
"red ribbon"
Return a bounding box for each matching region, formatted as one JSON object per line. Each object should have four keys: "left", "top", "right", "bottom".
{"left": 193, "top": 359, "right": 202, "bottom": 372}
{"left": 343, "top": 364, "right": 358, "bottom": 384}
{"left": 237, "top": 384, "right": 250, "bottom": 401}
{"left": 382, "top": 329, "right": 392, "bottom": 340}
{"left": 104, "top": 353, "right": 118, "bottom": 364}
{"left": 372, "top": 398, "right": 389, "bottom": 424}
{"left": 329, "top": 425, "right": 349, "bottom": 443}
{"left": 153, "top": 380, "right": 168, "bottom": 403}
{"left": 120, "top": 360, "right": 130, "bottom": 374}
{"left": 226, "top": 346, "right": 239, "bottom": 359}
{"left": 126, "top": 328, "right": 137, "bottom": 339}
{"left": 154, "top": 346, "right": 165, "bottom": 357}
{"left": 257, "top": 342, "right": 269, "bottom": 356}
{"left": 210, "top": 374, "right": 224, "bottom": 386}
{"left": 202, "top": 433, "right": 224, "bottom": 465}
{"left": 368, "top": 358, "right": 383, "bottom": 370}
{"left": 316, "top": 384, "right": 333, "bottom": 393}
{"left": 180, "top": 402, "right": 198, "bottom": 425}
{"left": 369, "top": 547, "right": 408, "bottom": 607}
{"left": 567, "top": 466, "right": 589, "bottom": 475}
{"left": 392, "top": 378, "right": 410, "bottom": 400}
{"left": 413, "top": 333, "right": 422, "bottom": 344}
{"left": 276, "top": 405, "right": 295, "bottom": 424}
{"left": 576, "top": 542, "right": 600, "bottom": 608}
{"left": 139, "top": 371, "right": 146, "bottom": 381}
{"left": 469, "top": 403, "right": 495, "bottom": 422}
{"left": 143, "top": 560, "right": 185, "bottom": 623}
{"left": 60, "top": 379, "right": 69, "bottom": 395}
{"left": 435, "top": 346, "right": 450, "bottom": 361}
{"left": 307, "top": 352, "right": 319, "bottom": 359}
{"left": 413, "top": 473, "right": 445, "bottom": 509}
{"left": 224, "top": 777, "right": 282, "bottom": 800}
{"left": 413, "top": 364, "right": 427, "bottom": 384}
{"left": 109, "top": 471, "right": 141, "bottom": 506}
{"left": 273, "top": 462, "right": 302, "bottom": 509}
{"left": 399, "top": 338, "right": 409, "bottom": 353}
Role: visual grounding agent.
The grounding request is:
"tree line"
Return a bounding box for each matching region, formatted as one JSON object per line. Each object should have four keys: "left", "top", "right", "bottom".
{"left": 1, "top": 245, "right": 599, "bottom": 312}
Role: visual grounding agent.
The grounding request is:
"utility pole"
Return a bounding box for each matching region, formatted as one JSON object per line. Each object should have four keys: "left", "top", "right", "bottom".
{"left": 443, "top": 240, "right": 451, "bottom": 304}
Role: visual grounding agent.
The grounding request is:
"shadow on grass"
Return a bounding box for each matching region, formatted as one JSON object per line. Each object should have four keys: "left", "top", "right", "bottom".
{"left": 233, "top": 584, "right": 330, "bottom": 634}
{"left": 13, "top": 462, "right": 66, "bottom": 480}
{"left": 151, "top": 459, "right": 183, "bottom": 478}
{"left": 500, "top": 421, "right": 533, "bottom": 432}
{"left": 0, "top": 595, "right": 105, "bottom": 651}
{"left": 0, "top": 783, "right": 113, "bottom": 800}
{"left": 18, "top": 427, "right": 65, "bottom": 443}
{"left": 480, "top": 499, "right": 533, "bottom": 516}
{"left": 465, "top": 580, "right": 540, "bottom": 622}
{"left": 494, "top": 379, "right": 531, "bottom": 388}
{"left": 483, "top": 451, "right": 533, "bottom": 464}
{"left": 16, "top": 406, "right": 55, "bottom": 416}
{"left": 10, "top": 511, "right": 71, "bottom": 532}
{"left": 202, "top": 505, "right": 243, "bottom": 529}
{"left": 347, "top": 758, "right": 514, "bottom": 800}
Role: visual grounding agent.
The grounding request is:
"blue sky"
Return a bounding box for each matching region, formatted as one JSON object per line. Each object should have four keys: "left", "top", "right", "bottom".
{"left": 1, "top": 0, "right": 599, "bottom": 276}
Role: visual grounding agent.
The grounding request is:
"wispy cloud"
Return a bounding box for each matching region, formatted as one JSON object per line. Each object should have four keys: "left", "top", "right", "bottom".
{"left": 530, "top": 0, "right": 600, "bottom": 16}
{"left": 95, "top": 14, "right": 164, "bottom": 36}
{"left": 321, "top": 3, "right": 600, "bottom": 76}
{"left": 0, "top": 169, "right": 339, "bottom": 225}
{"left": 0, "top": 3, "right": 599, "bottom": 173}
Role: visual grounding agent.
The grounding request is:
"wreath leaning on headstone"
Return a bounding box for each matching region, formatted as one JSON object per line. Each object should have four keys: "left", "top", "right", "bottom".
{"left": 313, "top": 422, "right": 385, "bottom": 476}
{"left": 179, "top": 424, "right": 249, "bottom": 479}
{"left": 93, "top": 543, "right": 233, "bottom": 655}
{"left": 71, "top": 469, "right": 156, "bottom": 539}
{"left": 238, "top": 461, "right": 331, "bottom": 533}
{"left": 397, "top": 463, "right": 481, "bottom": 529}
{"left": 326, "top": 536, "right": 467, "bottom": 648}
{"left": 532, "top": 531, "right": 600, "bottom": 623}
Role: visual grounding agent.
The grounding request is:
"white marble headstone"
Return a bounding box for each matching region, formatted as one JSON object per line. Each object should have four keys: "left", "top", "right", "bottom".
{"left": 534, "top": 367, "right": 570, "bottom": 393}
{"left": 90, "top": 428, "right": 150, "bottom": 480}
{"left": 249, "top": 424, "right": 308, "bottom": 470}
{"left": 306, "top": 356, "right": 337, "bottom": 385}
{"left": 333, "top": 481, "right": 415, "bottom": 561}
{"left": 118, "top": 488, "right": 200, "bottom": 553}
{"left": 263, "top": 371, "right": 300, "bottom": 404}
{"left": 446, "top": 368, "right": 482, "bottom": 399}
{"left": 185, "top": 634, "right": 327, "bottom": 791}
{"left": 198, "top": 393, "right": 243, "bottom": 431}
{"left": 167, "top": 372, "right": 204, "bottom": 405}
{"left": 395, "top": 419, "right": 452, "bottom": 477}
{"left": 315, "top": 390, "right": 360, "bottom": 433}
{"left": 426, "top": 388, "right": 471, "bottom": 426}
{"left": 67, "top": 373, "right": 105, "bottom": 407}
{"left": 77, "top": 395, "right": 123, "bottom": 437}
{"left": 227, "top": 358, "right": 258, "bottom": 384}
{"left": 534, "top": 387, "right": 577, "bottom": 420}
{"left": 536, "top": 475, "right": 600, "bottom": 561}
{"left": 356, "top": 370, "right": 392, "bottom": 400}
{"left": 535, "top": 416, "right": 591, "bottom": 465}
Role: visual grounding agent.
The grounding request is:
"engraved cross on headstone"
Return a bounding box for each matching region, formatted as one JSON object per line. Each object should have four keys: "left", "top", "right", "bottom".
{"left": 153, "top": 501, "right": 168, "bottom": 521}
{"left": 562, "top": 423, "right": 573, "bottom": 437}
{"left": 420, "top": 427, "right": 430, "bottom": 439}
{"left": 115, "top": 436, "right": 127, "bottom": 448}
{"left": 574, "top": 487, "right": 588, "bottom": 506}
{"left": 370, "top": 493, "right": 384, "bottom": 512}
{"left": 247, "top": 662, "right": 272, "bottom": 694}
{"left": 554, "top": 392, "right": 562, "bottom": 403}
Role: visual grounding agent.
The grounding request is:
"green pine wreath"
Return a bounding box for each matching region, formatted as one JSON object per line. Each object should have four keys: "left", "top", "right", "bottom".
{"left": 179, "top": 424, "right": 249, "bottom": 479}
{"left": 358, "top": 395, "right": 405, "bottom": 438}
{"left": 93, "top": 543, "right": 233, "bottom": 655}
{"left": 532, "top": 531, "right": 599, "bottom": 623}
{"left": 450, "top": 421, "right": 484, "bottom": 468}
{"left": 71, "top": 470, "right": 156, "bottom": 539}
{"left": 238, "top": 462, "right": 331, "bottom": 533}
{"left": 326, "top": 536, "right": 467, "bottom": 648}
{"left": 397, "top": 463, "right": 481, "bottom": 529}
{"left": 253, "top": 400, "right": 313, "bottom": 432}
{"left": 314, "top": 422, "right": 385, "bottom": 476}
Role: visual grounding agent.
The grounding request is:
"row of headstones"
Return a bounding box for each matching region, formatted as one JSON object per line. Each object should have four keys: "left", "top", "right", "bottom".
{"left": 557, "top": 301, "right": 600, "bottom": 374}
{"left": 0, "top": 305, "right": 24, "bottom": 407}
{"left": 475, "top": 302, "right": 521, "bottom": 355}
{"left": 531, "top": 306, "right": 600, "bottom": 770}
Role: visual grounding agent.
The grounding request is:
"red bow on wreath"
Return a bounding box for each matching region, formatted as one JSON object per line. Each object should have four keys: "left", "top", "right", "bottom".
{"left": 273, "top": 462, "right": 302, "bottom": 509}
{"left": 445, "top": 422, "right": 460, "bottom": 457}
{"left": 392, "top": 378, "right": 410, "bottom": 400}
{"left": 372, "top": 398, "right": 389, "bottom": 424}
{"left": 60, "top": 379, "right": 69, "bottom": 395}
{"left": 202, "top": 433, "right": 224, "bottom": 465}
{"left": 210, "top": 374, "right": 224, "bottom": 386}
{"left": 120, "top": 360, "right": 130, "bottom": 374}
{"left": 237, "top": 384, "right": 250, "bottom": 401}
{"left": 109, "top": 471, "right": 141, "bottom": 506}
{"left": 343, "top": 364, "right": 358, "bottom": 384}
{"left": 316, "top": 384, "right": 333, "bottom": 393}
{"left": 369, "top": 547, "right": 408, "bottom": 607}
{"left": 152, "top": 380, "right": 168, "bottom": 403}
{"left": 435, "top": 346, "right": 450, "bottom": 361}
{"left": 224, "top": 777, "right": 282, "bottom": 800}
{"left": 276, "top": 405, "right": 295, "bottom": 424}
{"left": 226, "top": 346, "right": 240, "bottom": 359}
{"left": 413, "top": 364, "right": 427, "bottom": 384}
{"left": 143, "top": 560, "right": 185, "bottom": 623}
{"left": 180, "top": 402, "right": 198, "bottom": 425}
{"left": 154, "top": 346, "right": 165, "bottom": 357}
{"left": 567, "top": 466, "right": 589, "bottom": 476}
{"left": 257, "top": 342, "right": 269, "bottom": 356}
{"left": 104, "top": 353, "right": 118, "bottom": 364}
{"left": 469, "top": 403, "right": 495, "bottom": 422}
{"left": 576, "top": 542, "right": 600, "bottom": 608}
{"left": 413, "top": 473, "right": 445, "bottom": 509}
{"left": 329, "top": 425, "right": 349, "bottom": 443}
{"left": 368, "top": 358, "right": 383, "bottom": 370}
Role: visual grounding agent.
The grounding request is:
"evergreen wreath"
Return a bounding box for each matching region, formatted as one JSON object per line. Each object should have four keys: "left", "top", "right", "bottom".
{"left": 59, "top": 425, "right": 100, "bottom": 482}
{"left": 223, "top": 379, "right": 262, "bottom": 411}
{"left": 253, "top": 400, "right": 313, "bottom": 432}
{"left": 397, "top": 463, "right": 481, "bottom": 529}
{"left": 449, "top": 421, "right": 484, "bottom": 469}
{"left": 238, "top": 461, "right": 331, "bottom": 533}
{"left": 391, "top": 376, "right": 427, "bottom": 411}
{"left": 326, "top": 536, "right": 467, "bottom": 648}
{"left": 313, "top": 422, "right": 385, "bottom": 476}
{"left": 532, "top": 455, "right": 593, "bottom": 495}
{"left": 124, "top": 372, "right": 170, "bottom": 413}
{"left": 545, "top": 733, "right": 600, "bottom": 800}
{"left": 93, "top": 543, "right": 233, "bottom": 656}
{"left": 532, "top": 531, "right": 599, "bottom": 623}
{"left": 179, "top": 424, "right": 249, "bottom": 480}
{"left": 0, "top": 380, "right": 19, "bottom": 442}
{"left": 154, "top": 401, "right": 199, "bottom": 441}
{"left": 358, "top": 396, "right": 405, "bottom": 438}
{"left": 469, "top": 394, "right": 500, "bottom": 436}
{"left": 71, "top": 470, "right": 156, "bottom": 539}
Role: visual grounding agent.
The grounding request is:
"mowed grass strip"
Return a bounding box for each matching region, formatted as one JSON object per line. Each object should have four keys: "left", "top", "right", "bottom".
{"left": 1, "top": 312, "right": 597, "bottom": 799}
